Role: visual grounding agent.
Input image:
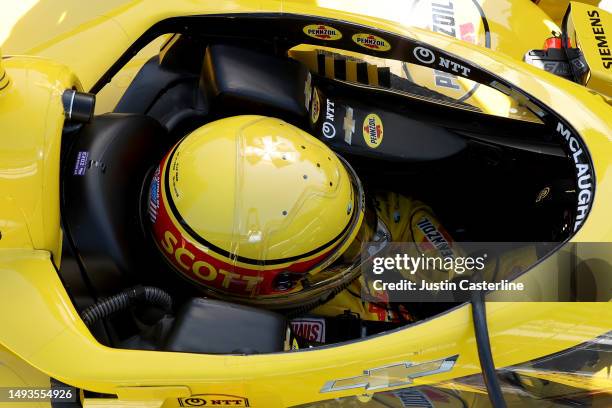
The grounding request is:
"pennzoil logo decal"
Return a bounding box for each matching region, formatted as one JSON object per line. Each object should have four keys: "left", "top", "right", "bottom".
{"left": 416, "top": 217, "right": 454, "bottom": 259}
{"left": 303, "top": 24, "right": 342, "bottom": 40}
{"left": 321, "top": 355, "right": 458, "bottom": 393}
{"left": 178, "top": 394, "right": 250, "bottom": 407}
{"left": 352, "top": 33, "right": 391, "bottom": 51}
{"left": 362, "top": 113, "right": 384, "bottom": 148}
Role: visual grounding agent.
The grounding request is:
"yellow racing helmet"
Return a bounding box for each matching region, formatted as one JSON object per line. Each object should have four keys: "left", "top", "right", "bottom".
{"left": 148, "top": 115, "right": 365, "bottom": 309}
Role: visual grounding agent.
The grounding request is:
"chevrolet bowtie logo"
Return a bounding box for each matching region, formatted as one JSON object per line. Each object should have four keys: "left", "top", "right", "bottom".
{"left": 343, "top": 106, "right": 355, "bottom": 145}
{"left": 320, "top": 355, "right": 458, "bottom": 393}
{"left": 304, "top": 72, "right": 312, "bottom": 111}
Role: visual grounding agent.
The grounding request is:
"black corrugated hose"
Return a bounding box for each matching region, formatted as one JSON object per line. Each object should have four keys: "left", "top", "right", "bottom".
{"left": 81, "top": 286, "right": 172, "bottom": 327}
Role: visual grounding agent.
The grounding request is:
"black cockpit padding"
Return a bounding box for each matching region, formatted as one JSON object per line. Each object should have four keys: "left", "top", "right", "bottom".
{"left": 199, "top": 44, "right": 469, "bottom": 162}
{"left": 114, "top": 56, "right": 200, "bottom": 115}
{"left": 113, "top": 55, "right": 207, "bottom": 136}
{"left": 62, "top": 114, "right": 168, "bottom": 296}
{"left": 201, "top": 44, "right": 309, "bottom": 119}
{"left": 165, "top": 298, "right": 287, "bottom": 354}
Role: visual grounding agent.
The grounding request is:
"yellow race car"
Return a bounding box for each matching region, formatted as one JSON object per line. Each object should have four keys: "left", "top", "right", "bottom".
{"left": 1, "top": 1, "right": 612, "bottom": 407}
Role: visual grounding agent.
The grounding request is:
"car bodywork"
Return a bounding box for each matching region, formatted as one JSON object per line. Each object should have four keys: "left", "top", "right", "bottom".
{"left": 1, "top": 1, "right": 612, "bottom": 407}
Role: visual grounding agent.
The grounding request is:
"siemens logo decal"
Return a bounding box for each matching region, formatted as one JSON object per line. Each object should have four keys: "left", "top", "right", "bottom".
{"left": 556, "top": 122, "right": 593, "bottom": 230}
{"left": 588, "top": 10, "right": 612, "bottom": 69}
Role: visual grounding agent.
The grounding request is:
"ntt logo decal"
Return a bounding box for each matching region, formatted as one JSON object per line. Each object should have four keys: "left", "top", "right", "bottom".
{"left": 412, "top": 46, "right": 472, "bottom": 77}
{"left": 413, "top": 46, "right": 436, "bottom": 64}
{"left": 178, "top": 394, "right": 250, "bottom": 407}
{"left": 352, "top": 33, "right": 391, "bottom": 51}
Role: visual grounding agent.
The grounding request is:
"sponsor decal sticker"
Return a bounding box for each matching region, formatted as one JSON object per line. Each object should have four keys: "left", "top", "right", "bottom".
{"left": 322, "top": 97, "right": 336, "bottom": 139}
{"left": 438, "top": 56, "right": 471, "bottom": 77}
{"left": 303, "top": 24, "right": 342, "bottom": 41}
{"left": 555, "top": 122, "right": 594, "bottom": 231}
{"left": 587, "top": 10, "right": 612, "bottom": 69}
{"left": 416, "top": 217, "right": 454, "bottom": 259}
{"left": 352, "top": 33, "right": 391, "bottom": 51}
{"left": 413, "top": 46, "right": 471, "bottom": 77}
{"left": 535, "top": 186, "right": 550, "bottom": 203}
{"left": 413, "top": 46, "right": 436, "bottom": 64}
{"left": 310, "top": 88, "right": 321, "bottom": 123}
{"left": 304, "top": 72, "right": 313, "bottom": 112}
{"left": 321, "top": 355, "right": 458, "bottom": 392}
{"left": 178, "top": 394, "right": 250, "bottom": 407}
{"left": 362, "top": 113, "right": 384, "bottom": 148}
{"left": 291, "top": 318, "right": 326, "bottom": 343}
{"left": 322, "top": 122, "right": 336, "bottom": 139}
{"left": 343, "top": 106, "right": 355, "bottom": 145}
{"left": 73, "top": 151, "right": 89, "bottom": 176}
{"left": 149, "top": 166, "right": 161, "bottom": 223}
